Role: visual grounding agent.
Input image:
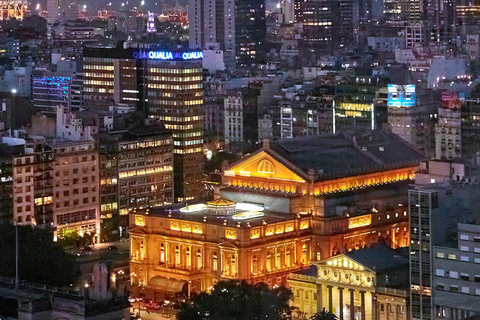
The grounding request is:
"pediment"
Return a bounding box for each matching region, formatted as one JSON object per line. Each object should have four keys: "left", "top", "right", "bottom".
{"left": 315, "top": 254, "right": 374, "bottom": 273}
{"left": 225, "top": 151, "right": 305, "bottom": 182}
{"left": 218, "top": 241, "right": 238, "bottom": 249}
{"left": 129, "top": 227, "right": 147, "bottom": 235}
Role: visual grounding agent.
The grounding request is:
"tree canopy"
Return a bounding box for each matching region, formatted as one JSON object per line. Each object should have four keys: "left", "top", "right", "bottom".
{"left": 178, "top": 280, "right": 293, "bottom": 320}
{"left": 0, "top": 224, "right": 80, "bottom": 287}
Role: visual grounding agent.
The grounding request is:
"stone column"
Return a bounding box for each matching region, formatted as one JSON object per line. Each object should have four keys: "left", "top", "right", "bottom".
{"left": 349, "top": 289, "right": 355, "bottom": 320}
{"left": 327, "top": 285, "right": 333, "bottom": 312}
{"left": 360, "top": 291, "right": 366, "bottom": 320}
{"left": 339, "top": 287, "right": 344, "bottom": 320}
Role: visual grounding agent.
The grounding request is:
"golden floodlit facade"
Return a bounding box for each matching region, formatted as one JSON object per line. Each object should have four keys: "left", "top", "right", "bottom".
{"left": 130, "top": 132, "right": 424, "bottom": 295}
{"left": 288, "top": 245, "right": 409, "bottom": 320}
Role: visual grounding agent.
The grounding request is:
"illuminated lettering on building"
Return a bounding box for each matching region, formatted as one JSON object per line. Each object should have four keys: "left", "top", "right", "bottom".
{"left": 348, "top": 214, "right": 372, "bottom": 229}
{"left": 133, "top": 51, "right": 204, "bottom": 60}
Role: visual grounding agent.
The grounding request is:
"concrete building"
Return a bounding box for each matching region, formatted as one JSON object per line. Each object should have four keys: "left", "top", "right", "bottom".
{"left": 0, "top": 277, "right": 129, "bottom": 320}
{"left": 47, "top": 0, "right": 78, "bottom": 24}
{"left": 83, "top": 47, "right": 204, "bottom": 202}
{"left": 51, "top": 140, "right": 100, "bottom": 242}
{"left": 32, "top": 76, "right": 73, "bottom": 113}
{"left": 224, "top": 93, "right": 243, "bottom": 150}
{"left": 435, "top": 91, "right": 462, "bottom": 160}
{"left": 188, "top": 0, "right": 266, "bottom": 67}
{"left": 409, "top": 180, "right": 480, "bottom": 320}
{"left": 432, "top": 223, "right": 480, "bottom": 320}
{"left": 98, "top": 125, "right": 174, "bottom": 231}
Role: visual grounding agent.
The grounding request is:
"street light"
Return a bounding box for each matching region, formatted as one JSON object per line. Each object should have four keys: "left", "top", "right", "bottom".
{"left": 11, "top": 88, "right": 17, "bottom": 94}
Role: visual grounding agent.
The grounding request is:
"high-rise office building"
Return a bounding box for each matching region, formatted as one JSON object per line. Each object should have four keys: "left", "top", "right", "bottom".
{"left": 409, "top": 169, "right": 480, "bottom": 320}
{"left": 188, "top": 0, "right": 266, "bottom": 67}
{"left": 99, "top": 125, "right": 174, "bottom": 230}
{"left": 294, "top": 0, "right": 358, "bottom": 53}
{"left": 47, "top": 0, "right": 79, "bottom": 24}
{"left": 83, "top": 48, "right": 204, "bottom": 202}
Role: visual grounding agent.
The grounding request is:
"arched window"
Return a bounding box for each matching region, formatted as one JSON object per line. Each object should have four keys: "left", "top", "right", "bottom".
{"left": 231, "top": 254, "right": 236, "bottom": 275}
{"left": 197, "top": 250, "right": 202, "bottom": 270}
{"left": 175, "top": 246, "right": 180, "bottom": 265}
{"left": 186, "top": 247, "right": 191, "bottom": 266}
{"left": 140, "top": 241, "right": 144, "bottom": 261}
{"left": 213, "top": 252, "right": 218, "bottom": 271}
{"left": 257, "top": 160, "right": 275, "bottom": 174}
{"left": 302, "top": 244, "right": 307, "bottom": 264}
{"left": 276, "top": 253, "right": 281, "bottom": 269}
{"left": 286, "top": 248, "right": 291, "bottom": 267}
{"left": 252, "top": 255, "right": 258, "bottom": 275}
{"left": 266, "top": 252, "right": 271, "bottom": 272}
{"left": 160, "top": 243, "right": 165, "bottom": 263}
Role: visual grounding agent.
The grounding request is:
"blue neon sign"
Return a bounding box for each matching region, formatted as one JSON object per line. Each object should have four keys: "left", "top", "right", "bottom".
{"left": 133, "top": 51, "right": 203, "bottom": 60}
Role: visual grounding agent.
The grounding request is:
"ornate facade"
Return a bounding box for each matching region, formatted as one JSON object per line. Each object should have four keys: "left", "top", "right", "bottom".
{"left": 129, "top": 132, "right": 422, "bottom": 295}
{"left": 288, "top": 246, "right": 409, "bottom": 320}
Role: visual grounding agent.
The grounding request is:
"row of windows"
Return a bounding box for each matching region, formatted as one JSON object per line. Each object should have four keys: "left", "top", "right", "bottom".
{"left": 147, "top": 76, "right": 202, "bottom": 82}
{"left": 56, "top": 197, "right": 96, "bottom": 208}
{"left": 84, "top": 72, "right": 114, "bottom": 78}
{"left": 174, "top": 147, "right": 202, "bottom": 154}
{"left": 437, "top": 251, "right": 480, "bottom": 262}
{"left": 84, "top": 64, "right": 114, "bottom": 70}
{"left": 435, "top": 269, "right": 480, "bottom": 281}
{"left": 101, "top": 202, "right": 118, "bottom": 212}
{"left": 147, "top": 84, "right": 203, "bottom": 90}
{"left": 149, "top": 68, "right": 201, "bottom": 74}
{"left": 119, "top": 139, "right": 172, "bottom": 151}
{"left": 436, "top": 283, "right": 480, "bottom": 295}
{"left": 459, "top": 234, "right": 480, "bottom": 242}
{"left": 85, "top": 80, "right": 114, "bottom": 86}
{"left": 57, "top": 209, "right": 96, "bottom": 225}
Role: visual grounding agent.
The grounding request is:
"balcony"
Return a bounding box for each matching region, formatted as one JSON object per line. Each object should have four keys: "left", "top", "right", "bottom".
{"left": 154, "top": 263, "right": 205, "bottom": 276}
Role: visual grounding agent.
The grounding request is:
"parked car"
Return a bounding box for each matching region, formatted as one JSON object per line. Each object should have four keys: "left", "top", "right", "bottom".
{"left": 108, "top": 245, "right": 118, "bottom": 250}
{"left": 145, "top": 302, "right": 161, "bottom": 310}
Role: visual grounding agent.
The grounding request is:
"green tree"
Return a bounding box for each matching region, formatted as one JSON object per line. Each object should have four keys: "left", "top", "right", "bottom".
{"left": 310, "top": 309, "right": 338, "bottom": 320}
{"left": 0, "top": 224, "right": 80, "bottom": 287}
{"left": 179, "top": 280, "right": 293, "bottom": 320}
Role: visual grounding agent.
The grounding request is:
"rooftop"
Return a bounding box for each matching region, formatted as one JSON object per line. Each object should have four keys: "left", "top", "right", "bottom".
{"left": 144, "top": 201, "right": 302, "bottom": 228}
{"left": 271, "top": 130, "right": 425, "bottom": 180}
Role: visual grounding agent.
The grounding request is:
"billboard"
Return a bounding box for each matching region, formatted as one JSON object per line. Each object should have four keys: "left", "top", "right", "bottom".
{"left": 441, "top": 91, "right": 462, "bottom": 110}
{"left": 387, "top": 84, "right": 416, "bottom": 107}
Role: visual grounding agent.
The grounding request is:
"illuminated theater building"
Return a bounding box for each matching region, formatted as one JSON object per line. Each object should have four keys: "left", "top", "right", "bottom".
{"left": 84, "top": 48, "right": 204, "bottom": 202}
{"left": 130, "top": 130, "right": 424, "bottom": 295}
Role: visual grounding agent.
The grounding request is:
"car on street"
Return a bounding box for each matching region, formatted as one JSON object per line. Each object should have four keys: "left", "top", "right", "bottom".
{"left": 108, "top": 245, "right": 118, "bottom": 250}
{"left": 145, "top": 302, "right": 161, "bottom": 310}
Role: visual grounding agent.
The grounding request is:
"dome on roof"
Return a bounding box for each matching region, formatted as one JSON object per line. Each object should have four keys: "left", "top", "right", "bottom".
{"left": 207, "top": 198, "right": 236, "bottom": 206}
{"left": 207, "top": 198, "right": 236, "bottom": 215}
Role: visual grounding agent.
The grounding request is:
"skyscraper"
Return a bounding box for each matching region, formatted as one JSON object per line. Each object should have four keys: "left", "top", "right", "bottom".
{"left": 47, "top": 0, "right": 79, "bottom": 24}
{"left": 188, "top": 0, "right": 266, "bottom": 67}
{"left": 83, "top": 48, "right": 204, "bottom": 202}
{"left": 294, "top": 0, "right": 358, "bottom": 53}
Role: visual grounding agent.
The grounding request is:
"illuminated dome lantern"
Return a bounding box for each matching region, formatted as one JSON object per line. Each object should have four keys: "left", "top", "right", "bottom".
{"left": 207, "top": 198, "right": 236, "bottom": 215}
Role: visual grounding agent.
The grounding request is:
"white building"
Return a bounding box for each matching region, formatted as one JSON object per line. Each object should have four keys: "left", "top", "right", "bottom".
{"left": 188, "top": 0, "right": 235, "bottom": 67}
{"left": 47, "top": 0, "right": 78, "bottom": 24}
{"left": 435, "top": 93, "right": 462, "bottom": 160}
{"left": 224, "top": 93, "right": 243, "bottom": 149}
{"left": 56, "top": 106, "right": 98, "bottom": 141}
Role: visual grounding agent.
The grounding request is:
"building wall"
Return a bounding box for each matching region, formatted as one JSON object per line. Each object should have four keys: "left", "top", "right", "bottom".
{"left": 224, "top": 94, "right": 243, "bottom": 149}
{"left": 51, "top": 141, "right": 100, "bottom": 241}
{"left": 146, "top": 58, "right": 204, "bottom": 202}
{"left": 13, "top": 154, "right": 35, "bottom": 225}
{"left": 432, "top": 224, "right": 480, "bottom": 320}
{"left": 130, "top": 213, "right": 315, "bottom": 292}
